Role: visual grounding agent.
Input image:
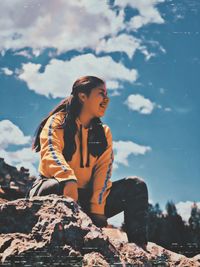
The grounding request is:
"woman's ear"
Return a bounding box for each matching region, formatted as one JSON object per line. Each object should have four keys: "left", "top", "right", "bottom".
{"left": 78, "top": 92, "right": 86, "bottom": 104}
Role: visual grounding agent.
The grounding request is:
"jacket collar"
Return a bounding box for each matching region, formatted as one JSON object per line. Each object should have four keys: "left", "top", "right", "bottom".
{"left": 75, "top": 117, "right": 92, "bottom": 131}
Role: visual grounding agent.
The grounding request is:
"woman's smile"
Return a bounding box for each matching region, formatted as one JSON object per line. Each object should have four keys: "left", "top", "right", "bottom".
{"left": 99, "top": 102, "right": 108, "bottom": 111}
{"left": 99, "top": 96, "right": 109, "bottom": 110}
{"left": 99, "top": 103, "right": 106, "bottom": 109}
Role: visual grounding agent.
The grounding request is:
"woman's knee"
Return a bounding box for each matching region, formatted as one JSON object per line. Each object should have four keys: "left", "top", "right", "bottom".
{"left": 124, "top": 176, "right": 148, "bottom": 195}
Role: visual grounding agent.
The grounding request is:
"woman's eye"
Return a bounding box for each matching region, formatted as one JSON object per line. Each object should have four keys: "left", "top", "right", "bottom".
{"left": 100, "top": 92, "right": 107, "bottom": 97}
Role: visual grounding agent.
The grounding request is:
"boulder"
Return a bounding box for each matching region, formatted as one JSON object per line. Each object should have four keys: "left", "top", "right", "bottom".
{"left": 0, "top": 195, "right": 199, "bottom": 266}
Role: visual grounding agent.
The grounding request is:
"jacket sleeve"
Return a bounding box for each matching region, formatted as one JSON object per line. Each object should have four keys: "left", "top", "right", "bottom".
{"left": 39, "top": 112, "right": 78, "bottom": 183}
{"left": 89, "top": 126, "right": 114, "bottom": 215}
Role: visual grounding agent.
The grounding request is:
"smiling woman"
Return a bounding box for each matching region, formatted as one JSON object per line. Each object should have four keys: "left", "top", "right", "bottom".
{"left": 27, "top": 75, "right": 149, "bottom": 252}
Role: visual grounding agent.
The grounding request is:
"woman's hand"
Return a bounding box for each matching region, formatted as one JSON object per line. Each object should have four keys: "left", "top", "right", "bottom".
{"left": 89, "top": 213, "right": 108, "bottom": 228}
{"left": 63, "top": 180, "right": 78, "bottom": 202}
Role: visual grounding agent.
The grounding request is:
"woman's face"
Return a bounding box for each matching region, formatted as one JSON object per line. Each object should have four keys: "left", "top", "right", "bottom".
{"left": 80, "top": 83, "right": 110, "bottom": 118}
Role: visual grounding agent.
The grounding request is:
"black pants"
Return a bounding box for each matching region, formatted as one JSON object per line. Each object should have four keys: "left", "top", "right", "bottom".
{"left": 27, "top": 175, "right": 149, "bottom": 245}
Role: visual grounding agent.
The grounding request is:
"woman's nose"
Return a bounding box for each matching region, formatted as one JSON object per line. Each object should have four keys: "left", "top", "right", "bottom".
{"left": 103, "top": 95, "right": 109, "bottom": 103}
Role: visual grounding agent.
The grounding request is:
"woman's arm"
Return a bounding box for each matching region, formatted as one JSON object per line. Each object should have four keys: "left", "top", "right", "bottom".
{"left": 89, "top": 126, "right": 114, "bottom": 215}
{"left": 60, "top": 180, "right": 78, "bottom": 202}
{"left": 39, "top": 112, "right": 78, "bottom": 183}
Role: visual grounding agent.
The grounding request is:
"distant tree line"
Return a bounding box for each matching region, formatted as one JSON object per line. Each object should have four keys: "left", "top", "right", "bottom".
{"left": 121, "top": 201, "right": 200, "bottom": 257}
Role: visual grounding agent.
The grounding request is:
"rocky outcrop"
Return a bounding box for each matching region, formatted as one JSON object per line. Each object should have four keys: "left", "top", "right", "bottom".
{"left": 0, "top": 195, "right": 199, "bottom": 266}
{"left": 0, "top": 157, "right": 35, "bottom": 200}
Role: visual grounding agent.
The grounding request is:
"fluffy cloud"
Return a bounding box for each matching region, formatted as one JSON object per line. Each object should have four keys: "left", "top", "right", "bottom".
{"left": 96, "top": 33, "right": 154, "bottom": 60}
{"left": 18, "top": 53, "right": 138, "bottom": 98}
{"left": 0, "top": 120, "right": 39, "bottom": 176}
{"left": 14, "top": 50, "right": 33, "bottom": 59}
{"left": 1, "top": 67, "right": 13, "bottom": 76}
{"left": 115, "top": 0, "right": 165, "bottom": 30}
{"left": 113, "top": 140, "right": 151, "bottom": 168}
{"left": 0, "top": 120, "right": 31, "bottom": 149}
{"left": 0, "top": 0, "right": 165, "bottom": 58}
{"left": 124, "top": 94, "right": 156, "bottom": 114}
{"left": 175, "top": 201, "right": 200, "bottom": 224}
{"left": 0, "top": 0, "right": 124, "bottom": 54}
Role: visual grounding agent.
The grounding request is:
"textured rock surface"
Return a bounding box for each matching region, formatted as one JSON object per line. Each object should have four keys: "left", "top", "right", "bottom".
{"left": 0, "top": 157, "right": 34, "bottom": 200}
{"left": 0, "top": 195, "right": 199, "bottom": 266}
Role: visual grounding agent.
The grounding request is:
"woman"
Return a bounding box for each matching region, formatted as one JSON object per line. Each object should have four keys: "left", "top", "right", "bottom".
{"left": 28, "top": 75, "right": 149, "bottom": 251}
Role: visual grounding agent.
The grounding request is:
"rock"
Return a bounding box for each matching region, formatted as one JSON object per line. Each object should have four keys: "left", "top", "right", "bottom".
{"left": 0, "top": 157, "right": 35, "bottom": 200}
{"left": 103, "top": 228, "right": 200, "bottom": 266}
{"left": 193, "top": 254, "right": 200, "bottom": 265}
{"left": 0, "top": 195, "right": 199, "bottom": 266}
{"left": 0, "top": 195, "right": 122, "bottom": 266}
{"left": 82, "top": 252, "right": 110, "bottom": 266}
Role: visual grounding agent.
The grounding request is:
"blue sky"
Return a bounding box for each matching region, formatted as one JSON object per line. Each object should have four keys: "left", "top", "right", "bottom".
{"left": 0, "top": 0, "right": 199, "bottom": 225}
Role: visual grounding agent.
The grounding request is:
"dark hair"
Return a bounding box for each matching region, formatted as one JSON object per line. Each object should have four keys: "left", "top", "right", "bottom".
{"left": 32, "top": 75, "right": 108, "bottom": 161}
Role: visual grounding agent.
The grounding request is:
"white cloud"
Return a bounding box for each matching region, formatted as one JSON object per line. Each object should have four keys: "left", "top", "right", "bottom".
{"left": 0, "top": 120, "right": 39, "bottom": 176}
{"left": 124, "top": 94, "right": 155, "bottom": 114}
{"left": 18, "top": 53, "right": 138, "bottom": 98}
{"left": 96, "top": 33, "right": 154, "bottom": 60}
{"left": 176, "top": 201, "right": 200, "bottom": 224}
{"left": 1, "top": 67, "right": 13, "bottom": 76}
{"left": 14, "top": 50, "right": 33, "bottom": 59}
{"left": 109, "top": 90, "right": 121, "bottom": 97}
{"left": 0, "top": 0, "right": 124, "bottom": 54}
{"left": 113, "top": 140, "right": 151, "bottom": 167}
{"left": 0, "top": 120, "right": 31, "bottom": 149}
{"left": 147, "top": 40, "right": 166, "bottom": 55}
{"left": 0, "top": 0, "right": 165, "bottom": 58}
{"left": 115, "top": 0, "right": 165, "bottom": 30}
{"left": 106, "top": 80, "right": 122, "bottom": 90}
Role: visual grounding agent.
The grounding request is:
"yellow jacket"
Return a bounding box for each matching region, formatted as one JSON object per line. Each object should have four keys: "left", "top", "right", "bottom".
{"left": 38, "top": 111, "right": 114, "bottom": 215}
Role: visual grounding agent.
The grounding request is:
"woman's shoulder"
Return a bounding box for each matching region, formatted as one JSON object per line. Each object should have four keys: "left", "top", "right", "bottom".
{"left": 102, "top": 123, "right": 112, "bottom": 138}
{"left": 45, "top": 111, "right": 67, "bottom": 129}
